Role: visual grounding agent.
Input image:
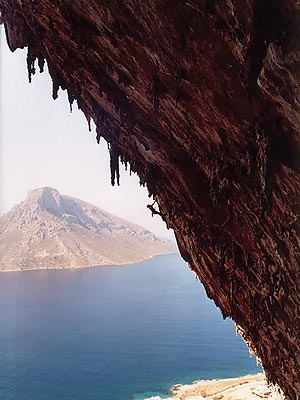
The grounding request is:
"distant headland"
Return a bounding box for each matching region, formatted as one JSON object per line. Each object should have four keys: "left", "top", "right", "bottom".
{"left": 0, "top": 187, "right": 177, "bottom": 271}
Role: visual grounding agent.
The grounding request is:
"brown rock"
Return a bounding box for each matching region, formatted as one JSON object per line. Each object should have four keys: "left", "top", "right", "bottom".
{"left": 0, "top": 1, "right": 299, "bottom": 398}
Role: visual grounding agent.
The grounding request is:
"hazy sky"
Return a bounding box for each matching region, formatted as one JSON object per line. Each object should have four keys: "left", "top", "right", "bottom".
{"left": 0, "top": 27, "right": 173, "bottom": 239}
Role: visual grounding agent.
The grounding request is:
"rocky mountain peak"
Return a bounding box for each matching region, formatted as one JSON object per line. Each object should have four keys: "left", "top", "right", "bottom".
{"left": 29, "top": 187, "right": 62, "bottom": 216}
{"left": 0, "top": 188, "right": 176, "bottom": 271}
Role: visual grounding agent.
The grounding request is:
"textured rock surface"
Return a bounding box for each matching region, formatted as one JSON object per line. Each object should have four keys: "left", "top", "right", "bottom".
{"left": 0, "top": 1, "right": 299, "bottom": 398}
{"left": 0, "top": 187, "right": 176, "bottom": 270}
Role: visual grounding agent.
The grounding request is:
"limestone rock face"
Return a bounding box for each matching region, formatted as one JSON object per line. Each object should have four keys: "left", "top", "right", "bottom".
{"left": 0, "top": 1, "right": 299, "bottom": 398}
{"left": 0, "top": 187, "right": 176, "bottom": 270}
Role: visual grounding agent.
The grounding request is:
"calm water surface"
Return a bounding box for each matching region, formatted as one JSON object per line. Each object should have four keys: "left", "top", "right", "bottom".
{"left": 0, "top": 254, "right": 261, "bottom": 400}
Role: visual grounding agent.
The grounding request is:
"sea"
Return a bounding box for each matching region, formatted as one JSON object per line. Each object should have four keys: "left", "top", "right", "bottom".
{"left": 0, "top": 253, "right": 261, "bottom": 400}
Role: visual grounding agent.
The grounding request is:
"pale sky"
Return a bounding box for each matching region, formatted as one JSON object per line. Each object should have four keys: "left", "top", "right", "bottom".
{"left": 0, "top": 27, "right": 174, "bottom": 240}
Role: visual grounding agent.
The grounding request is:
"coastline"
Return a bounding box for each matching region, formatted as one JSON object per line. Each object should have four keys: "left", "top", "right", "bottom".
{"left": 0, "top": 251, "right": 178, "bottom": 272}
{"left": 144, "top": 373, "right": 284, "bottom": 400}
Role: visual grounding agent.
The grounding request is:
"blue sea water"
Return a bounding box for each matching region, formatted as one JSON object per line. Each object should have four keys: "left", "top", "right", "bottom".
{"left": 0, "top": 254, "right": 261, "bottom": 400}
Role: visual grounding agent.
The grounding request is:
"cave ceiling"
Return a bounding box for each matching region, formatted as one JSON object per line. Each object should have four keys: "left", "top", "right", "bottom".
{"left": 1, "top": 1, "right": 299, "bottom": 398}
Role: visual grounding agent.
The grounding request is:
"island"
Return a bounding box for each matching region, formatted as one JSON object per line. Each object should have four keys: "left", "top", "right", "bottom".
{"left": 0, "top": 187, "right": 177, "bottom": 271}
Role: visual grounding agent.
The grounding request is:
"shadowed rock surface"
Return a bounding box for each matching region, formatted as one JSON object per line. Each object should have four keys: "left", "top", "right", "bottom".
{"left": 0, "top": 187, "right": 176, "bottom": 270}
{"left": 0, "top": 1, "right": 299, "bottom": 398}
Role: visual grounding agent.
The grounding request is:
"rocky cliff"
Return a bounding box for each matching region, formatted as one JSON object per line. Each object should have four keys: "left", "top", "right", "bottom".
{"left": 0, "top": 1, "right": 299, "bottom": 398}
{"left": 0, "top": 187, "right": 176, "bottom": 270}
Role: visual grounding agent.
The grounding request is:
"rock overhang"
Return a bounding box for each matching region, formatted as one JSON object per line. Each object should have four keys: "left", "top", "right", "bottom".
{"left": 0, "top": 1, "right": 299, "bottom": 398}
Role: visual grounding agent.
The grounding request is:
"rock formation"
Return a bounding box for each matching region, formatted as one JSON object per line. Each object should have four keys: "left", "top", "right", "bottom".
{"left": 0, "top": 187, "right": 176, "bottom": 271}
{"left": 0, "top": 1, "right": 299, "bottom": 398}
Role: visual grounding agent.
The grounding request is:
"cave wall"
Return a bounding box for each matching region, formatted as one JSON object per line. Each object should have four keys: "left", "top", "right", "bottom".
{"left": 1, "top": 1, "right": 299, "bottom": 398}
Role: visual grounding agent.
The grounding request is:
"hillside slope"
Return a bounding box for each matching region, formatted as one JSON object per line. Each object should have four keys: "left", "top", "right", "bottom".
{"left": 0, "top": 187, "right": 176, "bottom": 271}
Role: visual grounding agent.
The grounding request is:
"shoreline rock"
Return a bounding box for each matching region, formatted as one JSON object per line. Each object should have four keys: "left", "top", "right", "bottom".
{"left": 144, "top": 374, "right": 284, "bottom": 400}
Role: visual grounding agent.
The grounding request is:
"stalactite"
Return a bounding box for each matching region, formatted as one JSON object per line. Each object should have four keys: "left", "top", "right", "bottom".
{"left": 52, "top": 79, "right": 60, "bottom": 100}
{"left": 96, "top": 127, "right": 101, "bottom": 144}
{"left": 67, "top": 90, "right": 75, "bottom": 113}
{"left": 86, "top": 115, "right": 91, "bottom": 132}
{"left": 109, "top": 143, "right": 120, "bottom": 186}
{"left": 26, "top": 46, "right": 36, "bottom": 83}
{"left": 37, "top": 56, "right": 45, "bottom": 73}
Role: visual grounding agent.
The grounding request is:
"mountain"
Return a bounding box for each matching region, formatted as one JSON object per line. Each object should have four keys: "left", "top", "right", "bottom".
{"left": 0, "top": 187, "right": 177, "bottom": 271}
